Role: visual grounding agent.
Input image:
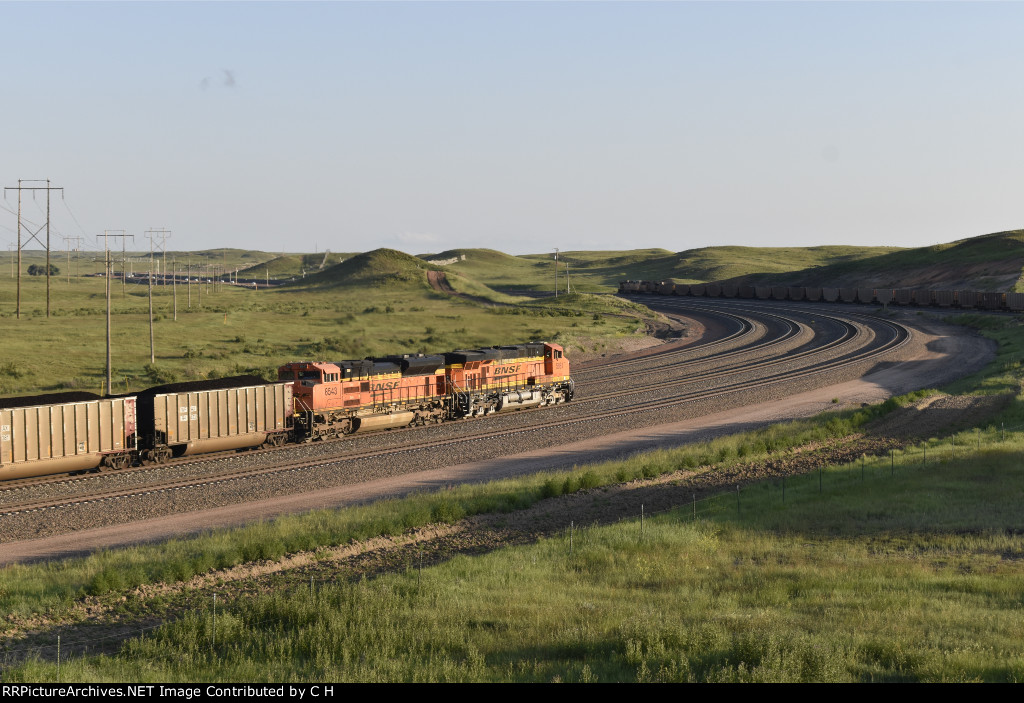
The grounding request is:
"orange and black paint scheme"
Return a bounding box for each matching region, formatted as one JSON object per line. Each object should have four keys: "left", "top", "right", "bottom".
{"left": 278, "top": 342, "right": 573, "bottom": 440}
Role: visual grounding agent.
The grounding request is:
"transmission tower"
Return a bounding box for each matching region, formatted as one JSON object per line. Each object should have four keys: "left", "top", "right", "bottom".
{"left": 553, "top": 248, "right": 559, "bottom": 299}
{"left": 145, "top": 229, "right": 171, "bottom": 364}
{"left": 3, "top": 179, "right": 64, "bottom": 318}
{"left": 68, "top": 236, "right": 84, "bottom": 279}
{"left": 60, "top": 235, "right": 84, "bottom": 285}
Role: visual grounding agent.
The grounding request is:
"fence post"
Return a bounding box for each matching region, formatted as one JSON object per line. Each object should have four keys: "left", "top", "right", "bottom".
{"left": 56, "top": 635, "right": 60, "bottom": 683}
{"left": 212, "top": 593, "right": 217, "bottom": 653}
{"left": 640, "top": 504, "right": 644, "bottom": 538}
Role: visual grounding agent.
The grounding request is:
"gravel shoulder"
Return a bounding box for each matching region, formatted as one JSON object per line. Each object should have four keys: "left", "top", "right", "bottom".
{"left": 0, "top": 310, "right": 994, "bottom": 566}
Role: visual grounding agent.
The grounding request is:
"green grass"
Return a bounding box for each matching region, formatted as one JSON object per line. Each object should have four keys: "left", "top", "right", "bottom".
{"left": 941, "top": 314, "right": 1024, "bottom": 410}
{"left": 6, "top": 437, "right": 1024, "bottom": 682}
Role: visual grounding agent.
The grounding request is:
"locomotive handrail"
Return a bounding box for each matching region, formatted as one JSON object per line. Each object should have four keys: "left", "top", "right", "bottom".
{"left": 447, "top": 378, "right": 472, "bottom": 415}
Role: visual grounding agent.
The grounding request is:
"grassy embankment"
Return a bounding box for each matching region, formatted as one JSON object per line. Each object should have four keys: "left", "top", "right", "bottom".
{"left": 0, "top": 249, "right": 652, "bottom": 397}
{"left": 3, "top": 414, "right": 1022, "bottom": 682}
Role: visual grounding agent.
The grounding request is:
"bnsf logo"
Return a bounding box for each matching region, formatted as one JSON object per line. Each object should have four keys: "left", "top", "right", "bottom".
{"left": 494, "top": 364, "right": 521, "bottom": 374}
{"left": 371, "top": 381, "right": 401, "bottom": 391}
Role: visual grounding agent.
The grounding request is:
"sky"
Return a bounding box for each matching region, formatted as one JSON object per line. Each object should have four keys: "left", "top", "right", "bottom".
{"left": 1, "top": 1, "right": 1022, "bottom": 257}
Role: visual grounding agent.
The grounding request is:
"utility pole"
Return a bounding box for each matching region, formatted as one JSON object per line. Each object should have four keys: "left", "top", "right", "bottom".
{"left": 121, "top": 234, "right": 128, "bottom": 297}
{"left": 172, "top": 256, "right": 177, "bottom": 321}
{"left": 3, "top": 179, "right": 63, "bottom": 318}
{"left": 553, "top": 248, "right": 559, "bottom": 299}
{"left": 101, "top": 230, "right": 127, "bottom": 297}
{"left": 145, "top": 228, "right": 171, "bottom": 364}
{"left": 187, "top": 253, "right": 191, "bottom": 309}
{"left": 99, "top": 231, "right": 132, "bottom": 396}
{"left": 61, "top": 235, "right": 71, "bottom": 284}
{"left": 566, "top": 260, "right": 570, "bottom": 295}
{"left": 60, "top": 236, "right": 84, "bottom": 284}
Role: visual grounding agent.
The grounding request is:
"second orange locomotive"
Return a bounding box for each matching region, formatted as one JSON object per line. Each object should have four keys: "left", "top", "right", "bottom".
{"left": 278, "top": 342, "right": 573, "bottom": 440}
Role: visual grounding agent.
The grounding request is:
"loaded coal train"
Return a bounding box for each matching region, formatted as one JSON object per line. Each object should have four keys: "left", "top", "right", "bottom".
{"left": 619, "top": 280, "right": 1024, "bottom": 311}
{"left": 0, "top": 342, "right": 573, "bottom": 481}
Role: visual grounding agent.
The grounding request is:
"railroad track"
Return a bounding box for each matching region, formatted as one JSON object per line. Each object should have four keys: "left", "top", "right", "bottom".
{"left": 0, "top": 301, "right": 911, "bottom": 526}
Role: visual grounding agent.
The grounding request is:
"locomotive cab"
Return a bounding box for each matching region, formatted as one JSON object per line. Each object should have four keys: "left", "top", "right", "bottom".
{"left": 278, "top": 361, "right": 346, "bottom": 414}
{"left": 544, "top": 343, "right": 569, "bottom": 380}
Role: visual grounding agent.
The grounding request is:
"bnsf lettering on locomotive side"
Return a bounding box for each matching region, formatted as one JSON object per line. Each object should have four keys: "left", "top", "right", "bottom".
{"left": 371, "top": 381, "right": 401, "bottom": 391}
{"left": 494, "top": 365, "right": 521, "bottom": 374}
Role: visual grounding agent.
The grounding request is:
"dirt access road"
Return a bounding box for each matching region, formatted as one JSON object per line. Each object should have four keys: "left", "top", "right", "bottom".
{"left": 0, "top": 310, "right": 994, "bottom": 565}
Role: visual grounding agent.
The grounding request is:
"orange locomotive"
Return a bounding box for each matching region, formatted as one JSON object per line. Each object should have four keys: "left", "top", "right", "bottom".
{"left": 278, "top": 342, "right": 573, "bottom": 441}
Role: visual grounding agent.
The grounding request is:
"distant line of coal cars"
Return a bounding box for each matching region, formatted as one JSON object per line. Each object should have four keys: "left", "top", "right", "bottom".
{"left": 619, "top": 280, "right": 1024, "bottom": 311}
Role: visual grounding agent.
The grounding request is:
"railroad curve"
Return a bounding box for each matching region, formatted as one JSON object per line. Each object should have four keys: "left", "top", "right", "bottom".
{"left": 2, "top": 299, "right": 984, "bottom": 561}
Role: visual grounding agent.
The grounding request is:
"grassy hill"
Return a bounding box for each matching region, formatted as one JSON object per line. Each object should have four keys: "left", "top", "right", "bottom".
{"left": 427, "top": 246, "right": 901, "bottom": 292}
{"left": 29, "top": 227, "right": 1024, "bottom": 298}
{"left": 421, "top": 247, "right": 683, "bottom": 293}
{"left": 288, "top": 248, "right": 439, "bottom": 290}
{"left": 423, "top": 248, "right": 577, "bottom": 292}
{"left": 715, "top": 230, "right": 1024, "bottom": 291}
{"left": 236, "top": 251, "right": 353, "bottom": 281}
{"left": 659, "top": 245, "right": 901, "bottom": 284}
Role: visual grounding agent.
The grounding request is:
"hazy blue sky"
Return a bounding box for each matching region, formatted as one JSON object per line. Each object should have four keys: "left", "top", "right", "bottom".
{"left": 2, "top": 1, "right": 1021, "bottom": 256}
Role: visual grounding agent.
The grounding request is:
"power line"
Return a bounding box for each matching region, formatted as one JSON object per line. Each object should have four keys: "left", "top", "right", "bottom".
{"left": 61, "top": 197, "right": 95, "bottom": 244}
